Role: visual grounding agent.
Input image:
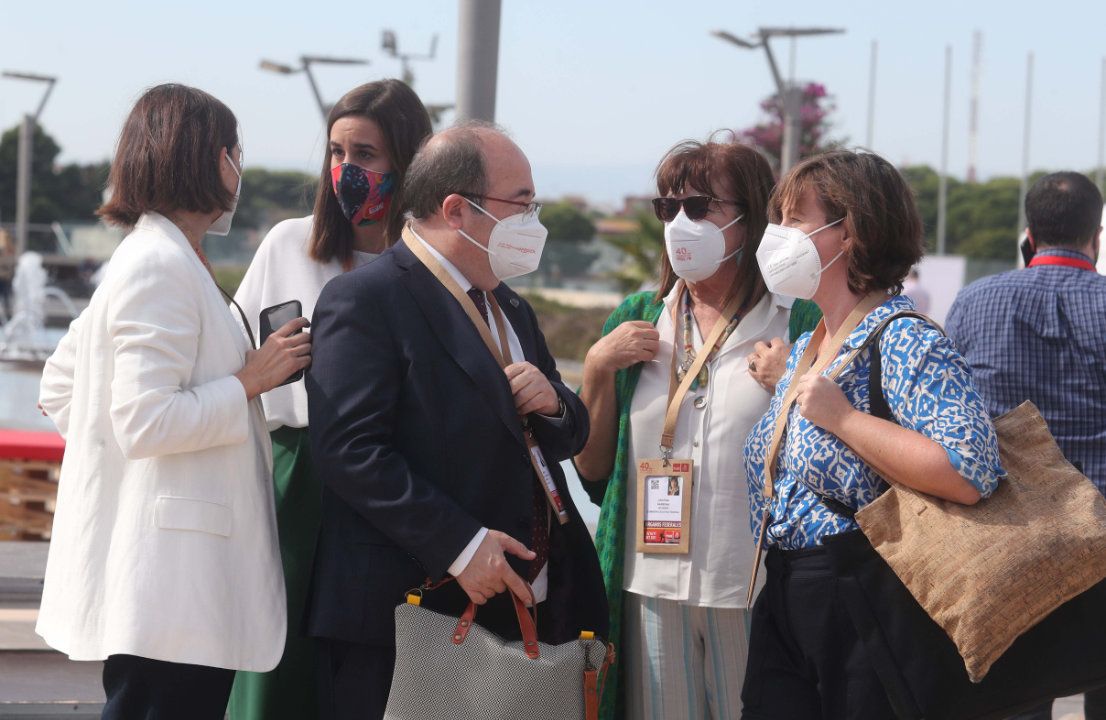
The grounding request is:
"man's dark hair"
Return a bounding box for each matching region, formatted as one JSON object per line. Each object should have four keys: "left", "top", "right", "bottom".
{"left": 404, "top": 121, "right": 503, "bottom": 220}
{"left": 1026, "top": 172, "right": 1104, "bottom": 249}
{"left": 98, "top": 84, "right": 238, "bottom": 227}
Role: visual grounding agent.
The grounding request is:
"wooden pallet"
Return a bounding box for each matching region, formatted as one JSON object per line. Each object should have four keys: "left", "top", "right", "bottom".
{"left": 0, "top": 459, "right": 59, "bottom": 541}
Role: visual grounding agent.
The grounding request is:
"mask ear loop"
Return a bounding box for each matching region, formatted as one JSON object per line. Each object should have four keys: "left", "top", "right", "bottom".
{"left": 717, "top": 213, "right": 746, "bottom": 262}
{"left": 456, "top": 197, "right": 504, "bottom": 256}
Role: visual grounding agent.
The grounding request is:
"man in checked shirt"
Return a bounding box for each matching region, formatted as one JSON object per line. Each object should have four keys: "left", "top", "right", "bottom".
{"left": 946, "top": 171, "right": 1106, "bottom": 720}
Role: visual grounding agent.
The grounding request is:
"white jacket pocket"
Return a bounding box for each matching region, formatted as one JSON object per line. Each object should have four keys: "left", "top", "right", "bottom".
{"left": 155, "top": 496, "right": 233, "bottom": 537}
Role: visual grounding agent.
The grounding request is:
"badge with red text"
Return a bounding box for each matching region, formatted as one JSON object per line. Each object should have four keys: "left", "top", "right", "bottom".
{"left": 635, "top": 458, "right": 694, "bottom": 554}
{"left": 527, "top": 433, "right": 569, "bottom": 525}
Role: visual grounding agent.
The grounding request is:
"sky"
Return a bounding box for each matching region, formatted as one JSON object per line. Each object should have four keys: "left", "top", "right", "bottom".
{"left": 2, "top": 0, "right": 1105, "bottom": 207}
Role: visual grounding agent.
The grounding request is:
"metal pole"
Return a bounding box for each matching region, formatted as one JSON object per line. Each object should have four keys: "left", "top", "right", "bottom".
{"left": 1018, "top": 52, "right": 1034, "bottom": 235}
{"left": 456, "top": 0, "right": 502, "bottom": 122}
{"left": 302, "top": 63, "right": 329, "bottom": 120}
{"left": 14, "top": 115, "right": 32, "bottom": 257}
{"left": 788, "top": 37, "right": 797, "bottom": 86}
{"left": 780, "top": 86, "right": 804, "bottom": 174}
{"left": 866, "top": 40, "right": 878, "bottom": 148}
{"left": 937, "top": 45, "right": 951, "bottom": 255}
{"left": 1097, "top": 56, "right": 1105, "bottom": 194}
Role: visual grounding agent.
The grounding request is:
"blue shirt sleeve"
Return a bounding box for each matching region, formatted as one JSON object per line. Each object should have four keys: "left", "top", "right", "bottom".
{"left": 878, "top": 317, "right": 1005, "bottom": 497}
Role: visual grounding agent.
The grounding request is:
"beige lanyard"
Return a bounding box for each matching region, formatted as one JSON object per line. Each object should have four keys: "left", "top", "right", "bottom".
{"left": 745, "top": 291, "right": 886, "bottom": 605}
{"left": 403, "top": 227, "right": 570, "bottom": 525}
{"left": 658, "top": 281, "right": 745, "bottom": 461}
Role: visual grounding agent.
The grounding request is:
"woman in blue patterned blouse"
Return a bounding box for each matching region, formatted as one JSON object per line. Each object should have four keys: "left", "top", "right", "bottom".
{"left": 740, "top": 150, "right": 1005, "bottom": 720}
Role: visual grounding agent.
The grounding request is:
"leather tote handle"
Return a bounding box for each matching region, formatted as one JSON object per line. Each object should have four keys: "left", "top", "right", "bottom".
{"left": 452, "top": 587, "right": 541, "bottom": 659}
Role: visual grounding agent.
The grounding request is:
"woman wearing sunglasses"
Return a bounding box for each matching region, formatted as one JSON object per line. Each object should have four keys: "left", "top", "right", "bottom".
{"left": 574, "top": 137, "right": 820, "bottom": 720}
{"left": 229, "top": 79, "right": 432, "bottom": 720}
{"left": 740, "top": 151, "right": 1003, "bottom": 719}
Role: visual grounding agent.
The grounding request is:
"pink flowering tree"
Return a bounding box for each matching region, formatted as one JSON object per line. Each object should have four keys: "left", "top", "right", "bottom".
{"left": 739, "top": 82, "right": 840, "bottom": 171}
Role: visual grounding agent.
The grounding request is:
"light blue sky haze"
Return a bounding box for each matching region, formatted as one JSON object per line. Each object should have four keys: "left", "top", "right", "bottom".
{"left": 1, "top": 0, "right": 1104, "bottom": 204}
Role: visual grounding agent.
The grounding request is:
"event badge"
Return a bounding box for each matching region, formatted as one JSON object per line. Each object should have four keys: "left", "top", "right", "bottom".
{"left": 635, "top": 457, "right": 694, "bottom": 554}
{"left": 528, "top": 432, "right": 569, "bottom": 523}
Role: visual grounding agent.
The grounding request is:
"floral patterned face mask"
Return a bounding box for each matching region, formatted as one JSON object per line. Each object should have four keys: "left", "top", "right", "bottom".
{"left": 330, "top": 162, "right": 396, "bottom": 227}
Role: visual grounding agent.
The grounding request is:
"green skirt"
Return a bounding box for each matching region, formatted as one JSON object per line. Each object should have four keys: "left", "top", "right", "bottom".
{"left": 228, "top": 425, "right": 321, "bottom": 720}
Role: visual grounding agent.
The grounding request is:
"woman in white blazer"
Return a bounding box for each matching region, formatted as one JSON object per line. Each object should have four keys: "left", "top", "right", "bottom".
{"left": 36, "top": 84, "right": 311, "bottom": 720}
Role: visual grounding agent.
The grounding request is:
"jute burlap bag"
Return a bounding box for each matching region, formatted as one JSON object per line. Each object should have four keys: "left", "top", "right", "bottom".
{"left": 856, "top": 400, "right": 1106, "bottom": 682}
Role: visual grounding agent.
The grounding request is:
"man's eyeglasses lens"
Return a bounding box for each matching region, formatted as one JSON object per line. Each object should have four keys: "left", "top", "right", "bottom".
{"left": 463, "top": 194, "right": 542, "bottom": 221}
{"left": 652, "top": 196, "right": 716, "bottom": 223}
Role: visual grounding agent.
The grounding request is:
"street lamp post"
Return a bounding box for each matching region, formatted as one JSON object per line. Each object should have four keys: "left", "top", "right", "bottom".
{"left": 259, "top": 56, "right": 369, "bottom": 120}
{"left": 381, "top": 30, "right": 454, "bottom": 127}
{"left": 456, "top": 0, "right": 502, "bottom": 123}
{"left": 2, "top": 70, "right": 58, "bottom": 258}
{"left": 712, "top": 27, "right": 844, "bottom": 174}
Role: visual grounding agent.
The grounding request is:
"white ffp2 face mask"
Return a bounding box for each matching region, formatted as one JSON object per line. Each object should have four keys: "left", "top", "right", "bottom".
{"left": 458, "top": 198, "right": 548, "bottom": 281}
{"left": 664, "top": 209, "right": 744, "bottom": 283}
{"left": 207, "top": 150, "right": 242, "bottom": 237}
{"left": 755, "top": 217, "right": 846, "bottom": 299}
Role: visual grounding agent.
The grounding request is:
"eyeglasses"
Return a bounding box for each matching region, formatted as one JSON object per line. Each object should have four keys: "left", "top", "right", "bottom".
{"left": 459, "top": 193, "right": 543, "bottom": 221}
{"left": 652, "top": 195, "right": 740, "bottom": 223}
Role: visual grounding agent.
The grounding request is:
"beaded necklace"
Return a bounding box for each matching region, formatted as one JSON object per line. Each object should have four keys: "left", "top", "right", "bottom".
{"left": 676, "top": 287, "right": 743, "bottom": 390}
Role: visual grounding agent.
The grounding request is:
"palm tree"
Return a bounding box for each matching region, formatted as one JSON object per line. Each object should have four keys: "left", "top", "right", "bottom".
{"left": 602, "top": 210, "right": 663, "bottom": 294}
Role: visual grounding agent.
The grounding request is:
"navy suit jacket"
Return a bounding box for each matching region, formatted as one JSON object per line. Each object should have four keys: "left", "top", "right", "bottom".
{"left": 305, "top": 239, "right": 608, "bottom": 646}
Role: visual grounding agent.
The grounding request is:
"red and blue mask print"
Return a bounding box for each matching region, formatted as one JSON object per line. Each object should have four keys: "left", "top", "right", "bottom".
{"left": 330, "top": 162, "right": 396, "bottom": 227}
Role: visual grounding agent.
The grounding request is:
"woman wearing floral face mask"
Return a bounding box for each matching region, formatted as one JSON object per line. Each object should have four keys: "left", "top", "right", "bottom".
{"left": 230, "top": 79, "right": 432, "bottom": 720}
{"left": 740, "top": 150, "right": 1005, "bottom": 719}
{"left": 574, "top": 137, "right": 821, "bottom": 720}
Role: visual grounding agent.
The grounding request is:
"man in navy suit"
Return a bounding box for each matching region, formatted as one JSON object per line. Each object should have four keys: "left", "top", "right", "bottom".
{"left": 305, "top": 123, "right": 608, "bottom": 720}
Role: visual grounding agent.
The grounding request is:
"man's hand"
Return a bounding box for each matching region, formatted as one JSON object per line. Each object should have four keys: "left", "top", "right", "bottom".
{"left": 505, "top": 362, "right": 560, "bottom": 416}
{"left": 746, "top": 337, "right": 790, "bottom": 393}
{"left": 455, "top": 530, "right": 536, "bottom": 605}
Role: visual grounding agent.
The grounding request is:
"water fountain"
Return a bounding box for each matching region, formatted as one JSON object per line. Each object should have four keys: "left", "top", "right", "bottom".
{"left": 0, "top": 252, "right": 77, "bottom": 363}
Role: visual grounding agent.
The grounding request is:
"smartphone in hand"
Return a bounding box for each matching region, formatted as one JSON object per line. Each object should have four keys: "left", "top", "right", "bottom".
{"left": 259, "top": 299, "right": 305, "bottom": 387}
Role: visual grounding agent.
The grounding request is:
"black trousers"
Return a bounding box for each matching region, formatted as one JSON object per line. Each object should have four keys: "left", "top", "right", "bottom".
{"left": 741, "top": 546, "right": 896, "bottom": 720}
{"left": 101, "top": 654, "right": 234, "bottom": 720}
{"left": 315, "top": 639, "right": 396, "bottom": 720}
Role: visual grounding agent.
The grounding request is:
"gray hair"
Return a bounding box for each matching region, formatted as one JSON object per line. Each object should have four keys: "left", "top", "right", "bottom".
{"left": 404, "top": 120, "right": 507, "bottom": 220}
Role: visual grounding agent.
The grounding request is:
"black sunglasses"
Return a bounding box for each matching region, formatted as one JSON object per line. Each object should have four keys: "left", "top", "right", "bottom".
{"left": 652, "top": 195, "right": 741, "bottom": 223}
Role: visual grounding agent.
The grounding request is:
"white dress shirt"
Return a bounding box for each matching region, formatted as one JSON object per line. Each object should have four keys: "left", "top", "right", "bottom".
{"left": 414, "top": 232, "right": 549, "bottom": 602}
{"left": 623, "top": 284, "right": 792, "bottom": 608}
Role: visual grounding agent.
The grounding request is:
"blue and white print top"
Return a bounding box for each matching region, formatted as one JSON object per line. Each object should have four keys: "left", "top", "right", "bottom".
{"left": 743, "top": 295, "right": 1005, "bottom": 550}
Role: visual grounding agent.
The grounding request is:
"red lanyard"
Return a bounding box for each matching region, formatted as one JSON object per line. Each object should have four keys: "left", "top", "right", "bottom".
{"left": 1027, "top": 255, "right": 1097, "bottom": 272}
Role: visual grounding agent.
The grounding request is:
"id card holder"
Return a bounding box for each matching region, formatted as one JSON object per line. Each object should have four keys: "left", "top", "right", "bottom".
{"left": 634, "top": 458, "right": 694, "bottom": 554}
{"left": 526, "top": 432, "right": 570, "bottom": 525}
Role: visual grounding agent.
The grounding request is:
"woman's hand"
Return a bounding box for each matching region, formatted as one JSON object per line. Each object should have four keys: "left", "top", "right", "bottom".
{"left": 585, "top": 321, "right": 660, "bottom": 376}
{"left": 794, "top": 373, "right": 857, "bottom": 435}
{"left": 746, "top": 337, "right": 789, "bottom": 393}
{"left": 235, "top": 317, "right": 311, "bottom": 400}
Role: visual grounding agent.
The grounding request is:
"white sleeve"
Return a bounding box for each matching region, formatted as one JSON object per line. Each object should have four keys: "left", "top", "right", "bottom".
{"left": 38, "top": 310, "right": 86, "bottom": 438}
{"left": 107, "top": 251, "right": 249, "bottom": 460}
{"left": 448, "top": 527, "right": 489, "bottom": 577}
